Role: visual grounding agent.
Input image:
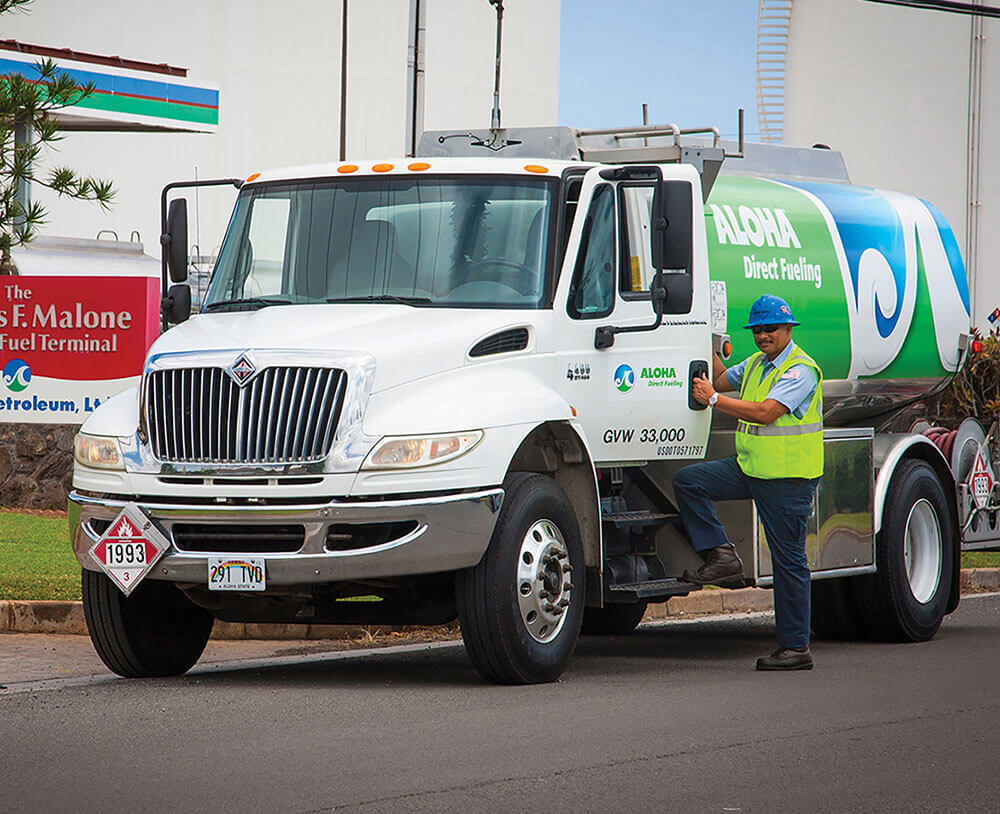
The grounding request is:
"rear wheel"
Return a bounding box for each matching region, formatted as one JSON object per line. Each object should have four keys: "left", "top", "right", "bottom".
{"left": 581, "top": 601, "right": 649, "bottom": 635}
{"left": 456, "top": 472, "right": 585, "bottom": 684}
{"left": 82, "top": 569, "right": 214, "bottom": 677}
{"left": 853, "top": 459, "right": 954, "bottom": 642}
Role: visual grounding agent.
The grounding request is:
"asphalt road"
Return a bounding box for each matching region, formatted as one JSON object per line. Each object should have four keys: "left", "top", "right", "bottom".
{"left": 2, "top": 595, "right": 999, "bottom": 814}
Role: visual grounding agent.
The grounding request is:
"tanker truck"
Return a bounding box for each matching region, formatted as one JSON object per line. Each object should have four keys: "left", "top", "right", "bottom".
{"left": 68, "top": 124, "right": 999, "bottom": 684}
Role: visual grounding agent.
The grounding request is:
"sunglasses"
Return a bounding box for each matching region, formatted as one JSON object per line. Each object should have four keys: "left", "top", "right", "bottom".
{"left": 751, "top": 324, "right": 784, "bottom": 335}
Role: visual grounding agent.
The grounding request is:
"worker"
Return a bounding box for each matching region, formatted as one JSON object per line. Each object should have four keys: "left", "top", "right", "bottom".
{"left": 673, "top": 294, "right": 823, "bottom": 671}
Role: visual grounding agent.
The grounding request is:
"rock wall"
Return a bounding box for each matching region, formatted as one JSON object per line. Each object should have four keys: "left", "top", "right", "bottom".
{"left": 0, "top": 423, "right": 75, "bottom": 509}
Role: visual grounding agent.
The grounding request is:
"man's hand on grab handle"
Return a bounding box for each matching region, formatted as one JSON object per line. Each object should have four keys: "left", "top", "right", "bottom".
{"left": 692, "top": 373, "right": 716, "bottom": 407}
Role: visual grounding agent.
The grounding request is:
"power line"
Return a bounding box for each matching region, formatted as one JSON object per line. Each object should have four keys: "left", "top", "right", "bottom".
{"left": 861, "top": 0, "right": 1000, "bottom": 18}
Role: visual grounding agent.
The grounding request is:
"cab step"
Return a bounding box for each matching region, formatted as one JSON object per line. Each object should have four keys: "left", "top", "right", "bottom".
{"left": 601, "top": 510, "right": 677, "bottom": 529}
{"left": 608, "top": 577, "right": 699, "bottom": 601}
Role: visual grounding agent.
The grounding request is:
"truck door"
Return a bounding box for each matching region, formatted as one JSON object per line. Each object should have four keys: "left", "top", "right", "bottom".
{"left": 551, "top": 164, "right": 712, "bottom": 465}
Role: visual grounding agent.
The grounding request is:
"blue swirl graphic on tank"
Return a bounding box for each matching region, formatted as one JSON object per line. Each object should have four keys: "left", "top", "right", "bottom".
{"left": 785, "top": 181, "right": 970, "bottom": 377}
{"left": 2, "top": 359, "right": 31, "bottom": 392}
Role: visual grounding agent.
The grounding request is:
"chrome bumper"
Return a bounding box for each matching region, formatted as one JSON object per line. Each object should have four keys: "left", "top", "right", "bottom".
{"left": 69, "top": 489, "right": 503, "bottom": 586}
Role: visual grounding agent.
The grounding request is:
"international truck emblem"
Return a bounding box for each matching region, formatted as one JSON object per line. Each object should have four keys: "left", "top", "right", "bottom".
{"left": 228, "top": 352, "right": 257, "bottom": 386}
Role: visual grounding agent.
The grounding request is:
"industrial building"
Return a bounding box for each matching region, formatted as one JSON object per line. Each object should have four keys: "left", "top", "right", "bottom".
{"left": 2, "top": 0, "right": 559, "bottom": 264}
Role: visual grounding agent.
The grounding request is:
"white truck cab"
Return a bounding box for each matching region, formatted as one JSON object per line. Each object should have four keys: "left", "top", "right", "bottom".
{"left": 69, "top": 126, "right": 989, "bottom": 683}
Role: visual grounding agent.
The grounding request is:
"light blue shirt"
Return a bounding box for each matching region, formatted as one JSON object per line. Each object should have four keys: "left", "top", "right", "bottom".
{"left": 725, "top": 340, "right": 819, "bottom": 420}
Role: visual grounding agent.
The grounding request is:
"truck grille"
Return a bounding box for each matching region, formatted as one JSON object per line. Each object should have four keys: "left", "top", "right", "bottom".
{"left": 146, "top": 366, "right": 346, "bottom": 464}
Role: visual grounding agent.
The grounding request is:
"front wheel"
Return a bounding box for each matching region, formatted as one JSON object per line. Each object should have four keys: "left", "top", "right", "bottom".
{"left": 853, "top": 459, "right": 955, "bottom": 642}
{"left": 82, "top": 569, "right": 214, "bottom": 677}
{"left": 456, "top": 472, "right": 585, "bottom": 684}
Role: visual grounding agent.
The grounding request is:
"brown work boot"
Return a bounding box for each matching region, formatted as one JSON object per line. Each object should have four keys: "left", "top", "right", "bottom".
{"left": 682, "top": 544, "right": 745, "bottom": 588}
{"left": 756, "top": 647, "right": 813, "bottom": 671}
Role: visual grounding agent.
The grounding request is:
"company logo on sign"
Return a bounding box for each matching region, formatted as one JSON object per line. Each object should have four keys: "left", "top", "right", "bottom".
{"left": 2, "top": 358, "right": 30, "bottom": 392}
{"left": 614, "top": 364, "right": 635, "bottom": 393}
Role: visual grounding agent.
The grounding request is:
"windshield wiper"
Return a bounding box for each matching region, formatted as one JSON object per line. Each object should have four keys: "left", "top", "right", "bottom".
{"left": 327, "top": 295, "right": 432, "bottom": 306}
{"left": 203, "top": 297, "right": 294, "bottom": 312}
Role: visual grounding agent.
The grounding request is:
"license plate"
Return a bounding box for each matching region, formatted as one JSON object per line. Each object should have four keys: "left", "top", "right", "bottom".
{"left": 208, "top": 557, "right": 266, "bottom": 591}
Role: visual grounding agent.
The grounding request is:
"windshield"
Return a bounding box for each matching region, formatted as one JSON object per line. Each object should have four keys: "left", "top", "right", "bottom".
{"left": 204, "top": 176, "right": 555, "bottom": 310}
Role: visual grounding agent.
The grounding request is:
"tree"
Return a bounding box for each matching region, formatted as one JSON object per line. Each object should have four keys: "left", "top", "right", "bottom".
{"left": 0, "top": 0, "right": 114, "bottom": 274}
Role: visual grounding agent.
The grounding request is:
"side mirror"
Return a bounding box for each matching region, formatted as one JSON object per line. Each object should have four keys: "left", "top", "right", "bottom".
{"left": 164, "top": 198, "right": 189, "bottom": 283}
{"left": 651, "top": 180, "right": 693, "bottom": 272}
{"left": 163, "top": 284, "right": 191, "bottom": 324}
{"left": 650, "top": 271, "right": 667, "bottom": 315}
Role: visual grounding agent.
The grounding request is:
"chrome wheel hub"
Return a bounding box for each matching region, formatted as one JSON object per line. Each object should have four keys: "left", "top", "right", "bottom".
{"left": 516, "top": 519, "right": 574, "bottom": 643}
{"left": 903, "top": 498, "right": 942, "bottom": 605}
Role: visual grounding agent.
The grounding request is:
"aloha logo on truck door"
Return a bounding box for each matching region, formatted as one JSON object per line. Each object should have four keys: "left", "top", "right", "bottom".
{"left": 613, "top": 363, "right": 634, "bottom": 393}
{"left": 609, "top": 359, "right": 684, "bottom": 399}
{"left": 640, "top": 365, "right": 682, "bottom": 390}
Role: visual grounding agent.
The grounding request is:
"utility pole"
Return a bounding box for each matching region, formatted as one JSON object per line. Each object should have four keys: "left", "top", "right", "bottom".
{"left": 339, "top": 0, "right": 348, "bottom": 162}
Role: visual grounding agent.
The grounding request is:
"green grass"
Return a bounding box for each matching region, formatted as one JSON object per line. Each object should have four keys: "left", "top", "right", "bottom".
{"left": 0, "top": 511, "right": 81, "bottom": 601}
{"left": 961, "top": 551, "right": 1000, "bottom": 568}
{"left": 0, "top": 510, "right": 998, "bottom": 602}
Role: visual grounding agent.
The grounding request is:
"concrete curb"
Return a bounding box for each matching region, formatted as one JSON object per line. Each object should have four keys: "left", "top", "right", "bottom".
{"left": 3, "top": 569, "right": 999, "bottom": 638}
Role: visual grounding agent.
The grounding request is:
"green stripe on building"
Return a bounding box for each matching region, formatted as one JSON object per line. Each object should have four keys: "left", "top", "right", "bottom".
{"left": 74, "top": 92, "right": 218, "bottom": 126}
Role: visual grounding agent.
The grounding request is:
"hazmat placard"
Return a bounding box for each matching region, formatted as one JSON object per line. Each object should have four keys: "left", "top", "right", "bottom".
{"left": 89, "top": 504, "right": 170, "bottom": 596}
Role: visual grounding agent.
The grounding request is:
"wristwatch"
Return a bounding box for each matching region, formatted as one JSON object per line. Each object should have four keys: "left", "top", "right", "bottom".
{"left": 708, "top": 392, "right": 720, "bottom": 407}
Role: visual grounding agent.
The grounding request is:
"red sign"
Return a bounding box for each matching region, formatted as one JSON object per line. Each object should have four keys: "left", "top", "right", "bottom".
{"left": 89, "top": 505, "right": 170, "bottom": 595}
{"left": 92, "top": 515, "right": 161, "bottom": 567}
{"left": 0, "top": 276, "right": 158, "bottom": 381}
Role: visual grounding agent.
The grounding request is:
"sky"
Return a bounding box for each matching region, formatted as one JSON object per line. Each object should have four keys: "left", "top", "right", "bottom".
{"left": 559, "top": 0, "right": 761, "bottom": 139}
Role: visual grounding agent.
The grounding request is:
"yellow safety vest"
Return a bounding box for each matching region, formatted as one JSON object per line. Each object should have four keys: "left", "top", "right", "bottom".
{"left": 734, "top": 346, "right": 824, "bottom": 479}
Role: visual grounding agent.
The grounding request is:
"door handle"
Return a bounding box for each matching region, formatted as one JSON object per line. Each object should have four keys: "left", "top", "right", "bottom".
{"left": 688, "top": 360, "right": 709, "bottom": 411}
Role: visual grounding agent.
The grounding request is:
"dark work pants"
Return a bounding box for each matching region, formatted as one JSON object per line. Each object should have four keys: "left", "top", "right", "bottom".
{"left": 673, "top": 455, "right": 819, "bottom": 649}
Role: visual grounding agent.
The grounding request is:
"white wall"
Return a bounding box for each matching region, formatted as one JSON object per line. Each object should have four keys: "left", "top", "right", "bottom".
{"left": 423, "top": 0, "right": 560, "bottom": 130}
{"left": 4, "top": 0, "right": 559, "bottom": 265}
{"left": 782, "top": 0, "right": 999, "bottom": 328}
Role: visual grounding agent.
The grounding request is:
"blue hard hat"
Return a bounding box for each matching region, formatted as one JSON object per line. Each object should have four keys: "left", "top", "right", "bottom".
{"left": 743, "top": 294, "right": 800, "bottom": 328}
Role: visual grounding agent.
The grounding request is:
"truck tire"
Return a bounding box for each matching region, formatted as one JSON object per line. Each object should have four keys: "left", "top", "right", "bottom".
{"left": 82, "top": 569, "right": 214, "bottom": 677}
{"left": 456, "top": 472, "right": 585, "bottom": 684}
{"left": 809, "top": 578, "right": 866, "bottom": 640}
{"left": 581, "top": 601, "right": 649, "bottom": 635}
{"left": 852, "top": 459, "right": 954, "bottom": 642}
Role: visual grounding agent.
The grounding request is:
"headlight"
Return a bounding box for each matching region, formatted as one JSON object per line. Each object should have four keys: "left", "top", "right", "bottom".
{"left": 362, "top": 431, "right": 483, "bottom": 470}
{"left": 74, "top": 433, "right": 124, "bottom": 470}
